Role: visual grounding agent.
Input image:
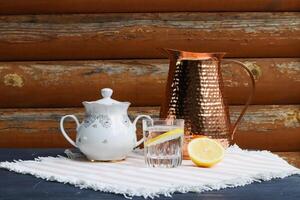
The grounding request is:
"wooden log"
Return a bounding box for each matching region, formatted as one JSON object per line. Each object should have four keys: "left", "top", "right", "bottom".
{"left": 229, "top": 105, "right": 300, "bottom": 152}
{"left": 0, "top": 12, "right": 299, "bottom": 61}
{"left": 0, "top": 59, "right": 299, "bottom": 107}
{"left": 0, "top": 0, "right": 299, "bottom": 14}
{"left": 0, "top": 105, "right": 299, "bottom": 151}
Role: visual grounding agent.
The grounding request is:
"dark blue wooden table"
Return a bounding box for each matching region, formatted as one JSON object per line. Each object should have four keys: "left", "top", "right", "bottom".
{"left": 0, "top": 149, "right": 299, "bottom": 200}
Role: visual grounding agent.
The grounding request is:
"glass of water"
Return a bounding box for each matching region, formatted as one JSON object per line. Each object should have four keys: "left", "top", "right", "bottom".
{"left": 142, "top": 118, "right": 184, "bottom": 168}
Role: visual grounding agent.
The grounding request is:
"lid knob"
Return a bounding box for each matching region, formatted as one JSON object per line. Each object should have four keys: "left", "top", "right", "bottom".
{"left": 101, "top": 88, "right": 113, "bottom": 99}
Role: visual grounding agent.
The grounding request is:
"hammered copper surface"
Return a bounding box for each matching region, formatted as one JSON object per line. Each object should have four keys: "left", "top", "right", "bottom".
{"left": 161, "top": 49, "right": 255, "bottom": 145}
{"left": 166, "top": 58, "right": 231, "bottom": 139}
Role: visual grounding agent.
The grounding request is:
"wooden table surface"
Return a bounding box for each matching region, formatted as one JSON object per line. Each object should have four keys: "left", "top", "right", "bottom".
{"left": 0, "top": 148, "right": 299, "bottom": 200}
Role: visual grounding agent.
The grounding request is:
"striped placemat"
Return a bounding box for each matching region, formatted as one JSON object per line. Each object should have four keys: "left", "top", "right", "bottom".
{"left": 0, "top": 145, "right": 299, "bottom": 198}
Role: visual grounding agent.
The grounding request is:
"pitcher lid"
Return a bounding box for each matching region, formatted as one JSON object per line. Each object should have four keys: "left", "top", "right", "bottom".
{"left": 85, "top": 88, "right": 129, "bottom": 105}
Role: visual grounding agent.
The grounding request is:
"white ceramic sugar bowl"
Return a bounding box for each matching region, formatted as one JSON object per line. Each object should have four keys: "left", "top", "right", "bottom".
{"left": 60, "top": 88, "right": 151, "bottom": 161}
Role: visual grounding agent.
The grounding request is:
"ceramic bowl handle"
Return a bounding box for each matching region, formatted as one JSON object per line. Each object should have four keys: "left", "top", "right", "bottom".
{"left": 133, "top": 115, "right": 152, "bottom": 147}
{"left": 60, "top": 115, "right": 80, "bottom": 148}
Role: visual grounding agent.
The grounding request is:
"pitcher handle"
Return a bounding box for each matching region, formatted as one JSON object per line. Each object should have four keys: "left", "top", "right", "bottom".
{"left": 225, "top": 60, "right": 256, "bottom": 140}
{"left": 60, "top": 115, "right": 80, "bottom": 148}
{"left": 133, "top": 115, "right": 152, "bottom": 147}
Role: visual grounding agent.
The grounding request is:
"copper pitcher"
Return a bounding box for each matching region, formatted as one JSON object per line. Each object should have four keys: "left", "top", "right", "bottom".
{"left": 160, "top": 49, "right": 255, "bottom": 148}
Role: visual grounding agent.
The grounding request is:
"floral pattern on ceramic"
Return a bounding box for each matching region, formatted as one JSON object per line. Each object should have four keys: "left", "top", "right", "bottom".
{"left": 83, "top": 114, "right": 112, "bottom": 129}
{"left": 122, "top": 115, "right": 130, "bottom": 127}
{"left": 83, "top": 115, "right": 97, "bottom": 128}
{"left": 98, "top": 114, "right": 112, "bottom": 128}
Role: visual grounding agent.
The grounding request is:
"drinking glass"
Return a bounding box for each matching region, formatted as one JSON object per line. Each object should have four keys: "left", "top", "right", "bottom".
{"left": 142, "top": 118, "right": 184, "bottom": 168}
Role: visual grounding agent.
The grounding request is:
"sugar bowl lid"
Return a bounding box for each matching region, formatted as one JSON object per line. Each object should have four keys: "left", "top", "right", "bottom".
{"left": 83, "top": 88, "right": 130, "bottom": 106}
{"left": 96, "top": 88, "right": 125, "bottom": 105}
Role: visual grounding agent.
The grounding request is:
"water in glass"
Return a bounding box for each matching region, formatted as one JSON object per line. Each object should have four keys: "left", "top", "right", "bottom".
{"left": 143, "top": 119, "right": 184, "bottom": 168}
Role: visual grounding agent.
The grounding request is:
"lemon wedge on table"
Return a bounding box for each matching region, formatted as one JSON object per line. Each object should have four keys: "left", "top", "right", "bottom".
{"left": 188, "top": 137, "right": 225, "bottom": 167}
{"left": 144, "top": 128, "right": 184, "bottom": 147}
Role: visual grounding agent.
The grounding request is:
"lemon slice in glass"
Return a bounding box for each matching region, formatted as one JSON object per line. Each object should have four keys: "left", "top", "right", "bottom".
{"left": 188, "top": 137, "right": 225, "bottom": 167}
{"left": 144, "top": 128, "right": 184, "bottom": 147}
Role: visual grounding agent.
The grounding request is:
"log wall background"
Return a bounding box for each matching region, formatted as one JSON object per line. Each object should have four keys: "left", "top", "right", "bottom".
{"left": 0, "top": 12, "right": 299, "bottom": 60}
{"left": 0, "top": 0, "right": 299, "bottom": 151}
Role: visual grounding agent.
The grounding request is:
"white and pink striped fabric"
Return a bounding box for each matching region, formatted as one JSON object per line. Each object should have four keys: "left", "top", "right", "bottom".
{"left": 0, "top": 145, "right": 299, "bottom": 198}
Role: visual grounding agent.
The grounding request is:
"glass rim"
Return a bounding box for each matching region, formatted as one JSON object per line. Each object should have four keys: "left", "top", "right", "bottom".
{"left": 142, "top": 118, "right": 184, "bottom": 122}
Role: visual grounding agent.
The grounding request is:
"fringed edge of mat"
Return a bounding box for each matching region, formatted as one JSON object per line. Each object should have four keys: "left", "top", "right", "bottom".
{"left": 1, "top": 146, "right": 300, "bottom": 199}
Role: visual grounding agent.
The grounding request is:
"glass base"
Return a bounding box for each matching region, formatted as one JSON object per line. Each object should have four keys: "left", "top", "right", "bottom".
{"left": 145, "top": 155, "right": 182, "bottom": 168}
